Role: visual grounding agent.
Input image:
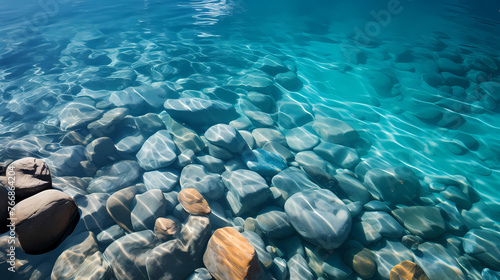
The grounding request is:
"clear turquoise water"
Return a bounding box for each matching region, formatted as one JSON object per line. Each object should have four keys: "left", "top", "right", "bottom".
{"left": 1, "top": 0, "right": 500, "bottom": 279}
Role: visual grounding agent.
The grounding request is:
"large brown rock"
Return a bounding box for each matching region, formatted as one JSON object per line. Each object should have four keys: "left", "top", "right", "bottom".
{"left": 6, "top": 158, "right": 52, "bottom": 201}
{"left": 12, "top": 189, "right": 79, "bottom": 254}
{"left": 390, "top": 260, "right": 429, "bottom": 280}
{"left": 177, "top": 188, "right": 211, "bottom": 216}
{"left": 203, "top": 227, "right": 263, "bottom": 280}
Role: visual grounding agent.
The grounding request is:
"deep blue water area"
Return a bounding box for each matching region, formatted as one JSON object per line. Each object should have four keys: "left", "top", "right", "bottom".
{"left": 1, "top": 0, "right": 500, "bottom": 279}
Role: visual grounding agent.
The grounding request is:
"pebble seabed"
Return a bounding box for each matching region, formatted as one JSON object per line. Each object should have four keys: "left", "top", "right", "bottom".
{"left": 1, "top": 1, "right": 500, "bottom": 280}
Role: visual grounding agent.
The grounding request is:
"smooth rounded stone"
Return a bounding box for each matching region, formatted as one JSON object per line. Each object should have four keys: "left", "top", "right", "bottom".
{"left": 96, "top": 225, "right": 125, "bottom": 248}
{"left": 343, "top": 246, "right": 377, "bottom": 279}
{"left": 154, "top": 217, "right": 179, "bottom": 241}
{"left": 172, "top": 203, "right": 190, "bottom": 221}
{"left": 108, "top": 88, "right": 148, "bottom": 115}
{"left": 164, "top": 98, "right": 238, "bottom": 126}
{"left": 87, "top": 160, "right": 141, "bottom": 193}
{"left": 441, "top": 72, "right": 470, "bottom": 88}
{"left": 252, "top": 128, "right": 286, "bottom": 148}
{"left": 84, "top": 137, "right": 116, "bottom": 166}
{"left": 312, "top": 118, "right": 360, "bottom": 146}
{"left": 360, "top": 211, "right": 405, "bottom": 238}
{"left": 364, "top": 70, "right": 399, "bottom": 97}
{"left": 480, "top": 81, "right": 500, "bottom": 101}
{"left": 115, "top": 131, "right": 146, "bottom": 154}
{"left": 285, "top": 189, "right": 351, "bottom": 250}
{"left": 247, "top": 92, "right": 276, "bottom": 113}
{"left": 285, "top": 127, "right": 319, "bottom": 152}
{"left": 241, "top": 149, "right": 288, "bottom": 177}
{"left": 240, "top": 100, "right": 276, "bottom": 127}
{"left": 180, "top": 164, "right": 224, "bottom": 201}
{"left": 402, "top": 235, "right": 423, "bottom": 251}
{"left": 295, "top": 151, "right": 328, "bottom": 173}
{"left": 371, "top": 239, "right": 414, "bottom": 280}
{"left": 461, "top": 201, "right": 500, "bottom": 229}
{"left": 5, "top": 157, "right": 52, "bottom": 201}
{"left": 241, "top": 231, "right": 273, "bottom": 268}
{"left": 440, "top": 186, "right": 471, "bottom": 210}
{"left": 131, "top": 189, "right": 167, "bottom": 231}
{"left": 412, "top": 242, "right": 465, "bottom": 280}
{"left": 87, "top": 107, "right": 129, "bottom": 138}
{"left": 272, "top": 167, "right": 321, "bottom": 200}
{"left": 347, "top": 201, "right": 363, "bottom": 217}
{"left": 238, "top": 130, "right": 255, "bottom": 150}
{"left": 45, "top": 146, "right": 86, "bottom": 177}
{"left": 136, "top": 130, "right": 177, "bottom": 171}
{"left": 322, "top": 253, "right": 353, "bottom": 280}
{"left": 205, "top": 124, "right": 247, "bottom": 153}
{"left": 254, "top": 55, "right": 289, "bottom": 76}
{"left": 463, "top": 229, "right": 500, "bottom": 270}
{"left": 203, "top": 227, "right": 263, "bottom": 280}
{"left": 11, "top": 189, "right": 79, "bottom": 254}
{"left": 74, "top": 193, "right": 113, "bottom": 233}
{"left": 197, "top": 154, "right": 226, "bottom": 173}
{"left": 178, "top": 149, "right": 197, "bottom": 167}
{"left": 222, "top": 169, "right": 272, "bottom": 216}
{"left": 255, "top": 207, "right": 294, "bottom": 239}
{"left": 277, "top": 97, "right": 314, "bottom": 129}
{"left": 51, "top": 231, "right": 112, "bottom": 280}
{"left": 178, "top": 188, "right": 211, "bottom": 216}
{"left": 314, "top": 142, "right": 360, "bottom": 169}
{"left": 262, "top": 142, "right": 294, "bottom": 162}
{"left": 288, "top": 254, "right": 314, "bottom": 280}
{"left": 163, "top": 117, "right": 206, "bottom": 153}
{"left": 143, "top": 169, "right": 179, "bottom": 192}
{"left": 230, "top": 116, "right": 253, "bottom": 130}
{"left": 389, "top": 260, "right": 429, "bottom": 280}
{"left": 204, "top": 142, "right": 233, "bottom": 161}
{"left": 58, "top": 102, "right": 103, "bottom": 130}
{"left": 391, "top": 206, "right": 446, "bottom": 239}
{"left": 436, "top": 58, "right": 465, "bottom": 75}
{"left": 435, "top": 201, "right": 467, "bottom": 234}
{"left": 482, "top": 268, "right": 500, "bottom": 280}
{"left": 276, "top": 71, "right": 302, "bottom": 91}
{"left": 106, "top": 184, "right": 144, "bottom": 233}
{"left": 186, "top": 268, "right": 213, "bottom": 280}
{"left": 270, "top": 257, "right": 288, "bottom": 280}
{"left": 207, "top": 202, "right": 231, "bottom": 230}
{"left": 334, "top": 174, "right": 371, "bottom": 204}
{"left": 363, "top": 166, "right": 419, "bottom": 205}
{"left": 104, "top": 230, "right": 158, "bottom": 280}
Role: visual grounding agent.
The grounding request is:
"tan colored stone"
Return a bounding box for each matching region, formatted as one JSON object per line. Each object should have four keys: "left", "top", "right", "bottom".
{"left": 12, "top": 189, "right": 79, "bottom": 254}
{"left": 177, "top": 188, "right": 211, "bottom": 215}
{"left": 203, "top": 227, "right": 262, "bottom": 280}
{"left": 154, "top": 217, "right": 179, "bottom": 241}
{"left": 344, "top": 247, "right": 377, "bottom": 279}
{"left": 390, "top": 260, "right": 429, "bottom": 280}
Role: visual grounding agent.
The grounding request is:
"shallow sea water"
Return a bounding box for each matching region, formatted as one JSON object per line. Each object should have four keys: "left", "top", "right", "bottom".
{"left": 1, "top": 0, "right": 500, "bottom": 279}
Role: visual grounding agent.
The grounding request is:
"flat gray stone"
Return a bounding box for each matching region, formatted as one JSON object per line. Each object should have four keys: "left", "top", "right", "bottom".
{"left": 87, "top": 160, "right": 141, "bottom": 193}
{"left": 59, "top": 102, "right": 103, "bottom": 130}
{"left": 222, "top": 169, "right": 272, "bottom": 215}
{"left": 463, "top": 229, "right": 500, "bottom": 270}
{"left": 131, "top": 189, "right": 167, "bottom": 231}
{"left": 205, "top": 124, "right": 247, "bottom": 153}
